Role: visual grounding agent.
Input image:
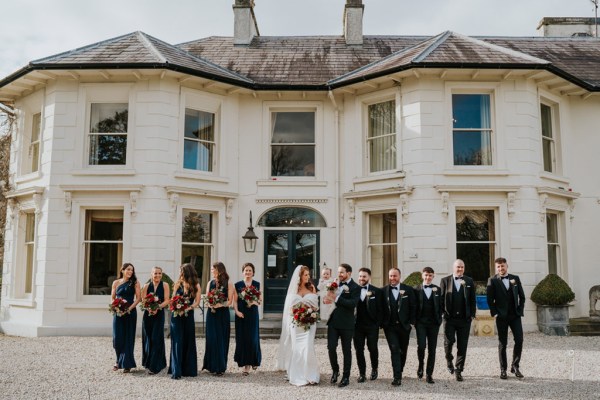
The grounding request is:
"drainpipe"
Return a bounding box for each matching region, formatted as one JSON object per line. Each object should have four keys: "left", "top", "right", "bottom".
{"left": 328, "top": 91, "right": 341, "bottom": 267}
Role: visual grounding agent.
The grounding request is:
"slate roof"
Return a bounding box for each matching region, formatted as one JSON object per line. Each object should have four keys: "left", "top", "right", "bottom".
{"left": 2, "top": 30, "right": 600, "bottom": 92}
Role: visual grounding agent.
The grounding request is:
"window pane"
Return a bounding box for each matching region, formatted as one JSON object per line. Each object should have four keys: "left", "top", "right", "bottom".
{"left": 548, "top": 244, "right": 559, "bottom": 275}
{"left": 368, "top": 101, "right": 395, "bottom": 138}
{"left": 25, "top": 213, "right": 35, "bottom": 242}
{"left": 541, "top": 104, "right": 553, "bottom": 139}
{"left": 271, "top": 145, "right": 315, "bottom": 176}
{"left": 456, "top": 210, "right": 494, "bottom": 241}
{"left": 257, "top": 207, "right": 326, "bottom": 227}
{"left": 30, "top": 143, "right": 39, "bottom": 173}
{"left": 184, "top": 139, "right": 213, "bottom": 171}
{"left": 546, "top": 213, "right": 558, "bottom": 243}
{"left": 542, "top": 137, "right": 553, "bottom": 173}
{"left": 86, "top": 210, "right": 123, "bottom": 241}
{"left": 24, "top": 213, "right": 35, "bottom": 294}
{"left": 182, "top": 211, "right": 212, "bottom": 243}
{"left": 184, "top": 109, "right": 215, "bottom": 141}
{"left": 182, "top": 244, "right": 211, "bottom": 290}
{"left": 456, "top": 242, "right": 494, "bottom": 282}
{"left": 369, "top": 213, "right": 397, "bottom": 244}
{"left": 453, "top": 130, "right": 492, "bottom": 165}
{"left": 370, "top": 135, "right": 396, "bottom": 172}
{"left": 31, "top": 113, "right": 41, "bottom": 142}
{"left": 85, "top": 242, "right": 123, "bottom": 295}
{"left": 90, "top": 104, "right": 128, "bottom": 133}
{"left": 271, "top": 112, "right": 315, "bottom": 143}
{"left": 452, "top": 94, "right": 491, "bottom": 129}
{"left": 369, "top": 244, "right": 397, "bottom": 287}
{"left": 89, "top": 134, "right": 127, "bottom": 165}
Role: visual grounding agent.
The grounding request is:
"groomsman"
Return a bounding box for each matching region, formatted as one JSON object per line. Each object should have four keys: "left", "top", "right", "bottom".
{"left": 382, "top": 267, "right": 416, "bottom": 386}
{"left": 353, "top": 267, "right": 383, "bottom": 383}
{"left": 324, "top": 263, "right": 361, "bottom": 388}
{"left": 440, "top": 259, "right": 476, "bottom": 382}
{"left": 486, "top": 257, "right": 526, "bottom": 379}
{"left": 414, "top": 266, "right": 443, "bottom": 384}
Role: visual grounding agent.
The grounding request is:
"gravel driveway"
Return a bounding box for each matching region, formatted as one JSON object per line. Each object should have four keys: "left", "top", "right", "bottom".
{"left": 1, "top": 332, "right": 599, "bottom": 400}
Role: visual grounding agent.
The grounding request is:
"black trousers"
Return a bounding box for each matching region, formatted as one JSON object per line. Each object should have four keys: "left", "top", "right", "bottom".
{"left": 443, "top": 318, "right": 471, "bottom": 372}
{"left": 383, "top": 324, "right": 411, "bottom": 380}
{"left": 327, "top": 327, "right": 354, "bottom": 378}
{"left": 353, "top": 326, "right": 379, "bottom": 375}
{"left": 496, "top": 316, "right": 523, "bottom": 370}
{"left": 416, "top": 322, "right": 440, "bottom": 376}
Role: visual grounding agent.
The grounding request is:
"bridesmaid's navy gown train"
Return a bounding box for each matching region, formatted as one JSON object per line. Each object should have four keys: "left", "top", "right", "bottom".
{"left": 168, "top": 287, "right": 198, "bottom": 379}
{"left": 113, "top": 281, "right": 137, "bottom": 369}
{"left": 141, "top": 281, "right": 167, "bottom": 374}
{"left": 202, "top": 280, "right": 230, "bottom": 374}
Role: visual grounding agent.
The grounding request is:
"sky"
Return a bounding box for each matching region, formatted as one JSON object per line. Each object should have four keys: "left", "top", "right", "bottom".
{"left": 0, "top": 0, "right": 598, "bottom": 78}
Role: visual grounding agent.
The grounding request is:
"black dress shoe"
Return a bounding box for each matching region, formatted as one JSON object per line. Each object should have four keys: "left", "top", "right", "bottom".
{"left": 338, "top": 377, "right": 349, "bottom": 387}
{"left": 426, "top": 375, "right": 435, "bottom": 384}
{"left": 330, "top": 371, "right": 339, "bottom": 384}
{"left": 370, "top": 370, "right": 378, "bottom": 380}
{"left": 391, "top": 378, "right": 402, "bottom": 386}
{"left": 417, "top": 365, "right": 423, "bottom": 379}
{"left": 500, "top": 370, "right": 507, "bottom": 380}
{"left": 511, "top": 367, "right": 524, "bottom": 378}
{"left": 357, "top": 375, "right": 366, "bottom": 383}
{"left": 447, "top": 362, "right": 455, "bottom": 374}
{"left": 455, "top": 371, "right": 463, "bottom": 381}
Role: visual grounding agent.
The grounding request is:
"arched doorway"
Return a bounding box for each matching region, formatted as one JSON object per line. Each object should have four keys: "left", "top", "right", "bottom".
{"left": 258, "top": 207, "right": 326, "bottom": 313}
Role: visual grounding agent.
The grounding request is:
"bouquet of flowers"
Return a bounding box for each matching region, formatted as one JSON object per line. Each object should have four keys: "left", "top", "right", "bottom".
{"left": 169, "top": 295, "right": 192, "bottom": 317}
{"left": 204, "top": 287, "right": 228, "bottom": 313}
{"left": 139, "top": 292, "right": 161, "bottom": 314}
{"left": 239, "top": 285, "right": 261, "bottom": 308}
{"left": 325, "top": 281, "right": 338, "bottom": 292}
{"left": 108, "top": 298, "right": 130, "bottom": 317}
{"left": 291, "top": 302, "right": 320, "bottom": 331}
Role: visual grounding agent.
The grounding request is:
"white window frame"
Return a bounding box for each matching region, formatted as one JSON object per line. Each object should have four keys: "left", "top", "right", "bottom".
{"left": 445, "top": 83, "right": 501, "bottom": 171}
{"left": 181, "top": 208, "right": 216, "bottom": 290}
{"left": 177, "top": 88, "right": 224, "bottom": 181}
{"left": 14, "top": 210, "right": 37, "bottom": 299}
{"left": 16, "top": 89, "right": 44, "bottom": 181}
{"left": 545, "top": 210, "right": 565, "bottom": 277}
{"left": 75, "top": 84, "right": 135, "bottom": 173}
{"left": 261, "top": 101, "right": 323, "bottom": 181}
{"left": 454, "top": 207, "right": 498, "bottom": 281}
{"left": 366, "top": 210, "right": 398, "bottom": 287}
{"left": 539, "top": 92, "right": 563, "bottom": 177}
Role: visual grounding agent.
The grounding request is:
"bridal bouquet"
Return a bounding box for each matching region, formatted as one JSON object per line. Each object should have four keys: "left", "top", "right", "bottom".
{"left": 139, "top": 292, "right": 161, "bottom": 314}
{"left": 205, "top": 287, "right": 228, "bottom": 313}
{"left": 239, "top": 285, "right": 261, "bottom": 308}
{"left": 108, "top": 298, "right": 130, "bottom": 317}
{"left": 169, "top": 295, "right": 192, "bottom": 317}
{"left": 325, "top": 281, "right": 338, "bottom": 292}
{"left": 291, "top": 302, "right": 320, "bottom": 331}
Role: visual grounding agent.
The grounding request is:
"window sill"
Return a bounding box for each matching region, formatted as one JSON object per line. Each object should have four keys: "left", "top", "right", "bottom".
{"left": 539, "top": 171, "right": 570, "bottom": 185}
{"left": 257, "top": 179, "right": 327, "bottom": 187}
{"left": 15, "top": 171, "right": 42, "bottom": 184}
{"left": 174, "top": 170, "right": 229, "bottom": 183}
{"left": 353, "top": 171, "right": 406, "bottom": 184}
{"left": 71, "top": 169, "right": 136, "bottom": 176}
{"left": 4, "top": 298, "right": 36, "bottom": 308}
{"left": 442, "top": 169, "right": 510, "bottom": 176}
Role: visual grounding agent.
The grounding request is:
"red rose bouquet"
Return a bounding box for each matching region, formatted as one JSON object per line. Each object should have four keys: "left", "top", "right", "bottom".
{"left": 239, "top": 285, "right": 261, "bottom": 308}
{"left": 139, "top": 292, "right": 161, "bottom": 314}
{"left": 108, "top": 298, "right": 130, "bottom": 317}
{"left": 169, "top": 295, "right": 192, "bottom": 317}
{"left": 204, "top": 287, "right": 228, "bottom": 313}
{"left": 291, "top": 302, "right": 320, "bottom": 331}
{"left": 325, "top": 281, "right": 338, "bottom": 292}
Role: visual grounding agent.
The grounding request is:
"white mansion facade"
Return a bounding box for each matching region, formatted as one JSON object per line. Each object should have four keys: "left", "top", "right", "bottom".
{"left": 1, "top": 1, "right": 599, "bottom": 336}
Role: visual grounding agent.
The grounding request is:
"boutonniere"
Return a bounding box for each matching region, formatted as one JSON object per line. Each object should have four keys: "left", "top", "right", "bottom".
{"left": 460, "top": 280, "right": 466, "bottom": 287}
{"left": 366, "top": 291, "right": 373, "bottom": 297}
{"left": 432, "top": 287, "right": 438, "bottom": 292}
{"left": 343, "top": 285, "right": 350, "bottom": 293}
{"left": 399, "top": 290, "right": 405, "bottom": 296}
{"left": 510, "top": 279, "right": 516, "bottom": 285}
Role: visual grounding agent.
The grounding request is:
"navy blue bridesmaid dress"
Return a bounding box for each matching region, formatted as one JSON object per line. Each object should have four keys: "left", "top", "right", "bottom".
{"left": 234, "top": 280, "right": 262, "bottom": 368}
{"left": 202, "top": 280, "right": 230, "bottom": 374}
{"left": 141, "top": 281, "right": 166, "bottom": 374}
{"left": 112, "top": 281, "right": 137, "bottom": 369}
{"left": 168, "top": 287, "right": 198, "bottom": 379}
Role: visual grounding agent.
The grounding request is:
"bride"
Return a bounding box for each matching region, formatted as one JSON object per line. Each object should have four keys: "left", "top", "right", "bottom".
{"left": 275, "top": 265, "right": 320, "bottom": 386}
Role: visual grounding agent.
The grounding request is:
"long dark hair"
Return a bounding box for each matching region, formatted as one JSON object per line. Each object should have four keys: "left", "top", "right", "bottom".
{"left": 213, "top": 261, "right": 229, "bottom": 288}
{"left": 175, "top": 263, "right": 199, "bottom": 299}
{"left": 119, "top": 263, "right": 137, "bottom": 287}
{"left": 297, "top": 265, "right": 315, "bottom": 292}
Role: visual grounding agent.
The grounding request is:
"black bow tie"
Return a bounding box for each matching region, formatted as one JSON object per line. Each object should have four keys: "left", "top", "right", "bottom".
{"left": 361, "top": 286, "right": 367, "bottom": 290}
{"left": 501, "top": 276, "right": 509, "bottom": 280}
{"left": 340, "top": 282, "right": 348, "bottom": 286}
{"left": 391, "top": 286, "right": 398, "bottom": 291}
{"left": 424, "top": 285, "right": 433, "bottom": 289}
{"left": 454, "top": 276, "right": 463, "bottom": 280}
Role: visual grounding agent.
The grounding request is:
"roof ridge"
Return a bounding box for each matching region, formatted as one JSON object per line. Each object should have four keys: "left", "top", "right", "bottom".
{"left": 136, "top": 31, "right": 167, "bottom": 63}
{"left": 412, "top": 31, "right": 452, "bottom": 63}
{"left": 451, "top": 32, "right": 550, "bottom": 64}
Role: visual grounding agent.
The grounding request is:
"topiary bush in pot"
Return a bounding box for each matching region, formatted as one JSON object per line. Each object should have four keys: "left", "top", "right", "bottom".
{"left": 531, "top": 273, "right": 575, "bottom": 336}
{"left": 402, "top": 271, "right": 423, "bottom": 288}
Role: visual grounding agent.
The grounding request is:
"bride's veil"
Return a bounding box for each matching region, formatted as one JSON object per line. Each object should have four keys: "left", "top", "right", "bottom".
{"left": 275, "top": 264, "right": 303, "bottom": 371}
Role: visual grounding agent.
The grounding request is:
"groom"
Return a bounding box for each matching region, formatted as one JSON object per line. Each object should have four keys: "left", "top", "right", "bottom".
{"left": 324, "top": 263, "right": 360, "bottom": 387}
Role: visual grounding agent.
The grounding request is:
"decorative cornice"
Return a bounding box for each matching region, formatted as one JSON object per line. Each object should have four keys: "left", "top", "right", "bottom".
{"left": 536, "top": 186, "right": 580, "bottom": 200}
{"left": 59, "top": 184, "right": 143, "bottom": 192}
{"left": 165, "top": 186, "right": 237, "bottom": 199}
{"left": 256, "top": 198, "right": 328, "bottom": 204}
{"left": 343, "top": 186, "right": 413, "bottom": 200}
{"left": 435, "top": 185, "right": 519, "bottom": 193}
{"left": 5, "top": 186, "right": 44, "bottom": 199}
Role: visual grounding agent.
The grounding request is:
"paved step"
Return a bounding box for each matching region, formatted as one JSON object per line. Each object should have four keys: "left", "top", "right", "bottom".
{"left": 569, "top": 317, "right": 600, "bottom": 336}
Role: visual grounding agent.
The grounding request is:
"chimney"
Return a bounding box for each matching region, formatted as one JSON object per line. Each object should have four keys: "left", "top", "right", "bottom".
{"left": 537, "top": 17, "right": 599, "bottom": 37}
{"left": 233, "top": 0, "right": 260, "bottom": 45}
{"left": 344, "top": 0, "right": 364, "bottom": 45}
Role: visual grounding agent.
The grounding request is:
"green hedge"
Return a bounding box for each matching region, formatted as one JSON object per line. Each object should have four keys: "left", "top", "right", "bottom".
{"left": 530, "top": 273, "right": 575, "bottom": 306}
{"left": 402, "top": 271, "right": 423, "bottom": 288}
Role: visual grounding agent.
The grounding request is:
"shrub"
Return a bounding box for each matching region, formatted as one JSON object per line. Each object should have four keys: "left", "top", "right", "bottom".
{"left": 402, "top": 271, "right": 423, "bottom": 288}
{"left": 530, "top": 273, "right": 575, "bottom": 306}
{"left": 146, "top": 272, "right": 175, "bottom": 294}
{"left": 475, "top": 283, "right": 487, "bottom": 295}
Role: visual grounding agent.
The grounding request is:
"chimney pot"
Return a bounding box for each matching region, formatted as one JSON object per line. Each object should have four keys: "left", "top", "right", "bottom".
{"left": 344, "top": 0, "right": 364, "bottom": 45}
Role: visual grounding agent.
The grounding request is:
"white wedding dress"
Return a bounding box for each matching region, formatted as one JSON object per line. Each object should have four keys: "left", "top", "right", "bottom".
{"left": 275, "top": 266, "right": 320, "bottom": 386}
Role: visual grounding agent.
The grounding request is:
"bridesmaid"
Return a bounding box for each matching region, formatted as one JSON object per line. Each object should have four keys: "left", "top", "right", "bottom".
{"left": 168, "top": 263, "right": 201, "bottom": 380}
{"left": 202, "top": 261, "right": 234, "bottom": 375}
{"left": 233, "top": 262, "right": 262, "bottom": 375}
{"left": 141, "top": 266, "right": 170, "bottom": 375}
{"left": 111, "top": 262, "right": 141, "bottom": 373}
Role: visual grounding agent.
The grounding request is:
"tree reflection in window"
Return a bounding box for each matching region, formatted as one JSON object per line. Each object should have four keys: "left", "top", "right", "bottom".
{"left": 89, "top": 103, "right": 128, "bottom": 165}
{"left": 258, "top": 207, "right": 326, "bottom": 227}
{"left": 456, "top": 210, "right": 495, "bottom": 282}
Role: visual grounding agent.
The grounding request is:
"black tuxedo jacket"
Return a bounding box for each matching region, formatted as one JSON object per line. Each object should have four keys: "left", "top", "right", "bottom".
{"left": 327, "top": 279, "right": 361, "bottom": 330}
{"left": 355, "top": 284, "right": 384, "bottom": 329}
{"left": 486, "top": 273, "right": 526, "bottom": 318}
{"left": 415, "top": 283, "right": 443, "bottom": 325}
{"left": 382, "top": 283, "right": 417, "bottom": 331}
{"left": 440, "top": 275, "right": 477, "bottom": 320}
